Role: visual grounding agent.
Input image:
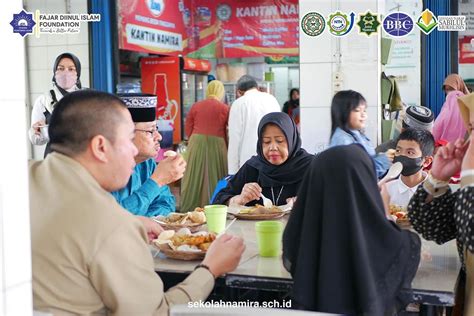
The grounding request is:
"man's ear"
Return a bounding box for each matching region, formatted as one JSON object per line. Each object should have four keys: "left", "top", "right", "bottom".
{"left": 89, "top": 135, "right": 109, "bottom": 163}
{"left": 422, "top": 155, "right": 433, "bottom": 168}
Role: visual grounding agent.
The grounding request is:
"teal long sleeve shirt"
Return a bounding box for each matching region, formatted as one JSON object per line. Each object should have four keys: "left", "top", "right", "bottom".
{"left": 111, "top": 159, "right": 175, "bottom": 217}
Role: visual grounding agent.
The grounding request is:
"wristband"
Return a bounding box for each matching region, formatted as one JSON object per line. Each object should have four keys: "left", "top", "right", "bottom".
{"left": 194, "top": 264, "right": 216, "bottom": 278}
{"left": 423, "top": 173, "right": 450, "bottom": 197}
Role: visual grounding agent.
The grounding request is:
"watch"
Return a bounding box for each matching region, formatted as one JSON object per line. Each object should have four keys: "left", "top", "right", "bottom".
{"left": 194, "top": 264, "right": 216, "bottom": 278}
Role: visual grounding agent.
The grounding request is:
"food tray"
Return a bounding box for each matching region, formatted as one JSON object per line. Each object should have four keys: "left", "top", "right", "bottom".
{"left": 153, "top": 242, "right": 206, "bottom": 261}
{"left": 232, "top": 212, "right": 286, "bottom": 220}
{"left": 156, "top": 221, "right": 205, "bottom": 233}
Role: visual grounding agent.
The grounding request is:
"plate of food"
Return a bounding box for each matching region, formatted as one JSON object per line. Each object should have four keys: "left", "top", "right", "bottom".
{"left": 389, "top": 205, "right": 411, "bottom": 228}
{"left": 229, "top": 204, "right": 288, "bottom": 220}
{"left": 153, "top": 207, "right": 206, "bottom": 232}
{"left": 152, "top": 229, "right": 215, "bottom": 260}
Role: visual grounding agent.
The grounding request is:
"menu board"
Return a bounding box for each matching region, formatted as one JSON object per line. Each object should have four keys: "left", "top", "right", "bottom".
{"left": 211, "top": 0, "right": 299, "bottom": 58}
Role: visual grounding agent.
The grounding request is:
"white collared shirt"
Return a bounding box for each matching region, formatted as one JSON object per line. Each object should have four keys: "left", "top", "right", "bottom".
{"left": 227, "top": 89, "right": 280, "bottom": 174}
{"left": 386, "top": 172, "right": 428, "bottom": 210}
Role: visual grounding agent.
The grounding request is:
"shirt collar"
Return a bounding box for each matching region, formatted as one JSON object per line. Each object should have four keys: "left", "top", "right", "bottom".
{"left": 398, "top": 172, "right": 427, "bottom": 194}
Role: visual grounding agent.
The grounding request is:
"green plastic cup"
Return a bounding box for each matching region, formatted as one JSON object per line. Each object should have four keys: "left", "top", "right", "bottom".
{"left": 255, "top": 221, "right": 283, "bottom": 257}
{"left": 204, "top": 205, "right": 228, "bottom": 234}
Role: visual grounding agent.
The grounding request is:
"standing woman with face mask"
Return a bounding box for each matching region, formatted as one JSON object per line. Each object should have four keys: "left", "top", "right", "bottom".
{"left": 28, "top": 53, "right": 83, "bottom": 157}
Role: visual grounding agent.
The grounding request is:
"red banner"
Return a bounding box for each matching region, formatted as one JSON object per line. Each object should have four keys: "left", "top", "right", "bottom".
{"left": 211, "top": 0, "right": 299, "bottom": 58}
{"left": 459, "top": 36, "right": 474, "bottom": 64}
{"left": 118, "top": 0, "right": 188, "bottom": 55}
{"left": 118, "top": 0, "right": 298, "bottom": 58}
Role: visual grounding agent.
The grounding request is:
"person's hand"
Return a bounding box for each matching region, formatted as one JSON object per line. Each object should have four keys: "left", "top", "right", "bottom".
{"left": 136, "top": 216, "right": 164, "bottom": 243}
{"left": 151, "top": 154, "right": 186, "bottom": 186}
{"left": 32, "top": 120, "right": 46, "bottom": 136}
{"left": 201, "top": 234, "right": 245, "bottom": 277}
{"left": 462, "top": 133, "right": 474, "bottom": 171}
{"left": 230, "top": 182, "right": 262, "bottom": 205}
{"left": 431, "top": 138, "right": 469, "bottom": 181}
{"left": 385, "top": 149, "right": 396, "bottom": 162}
{"left": 286, "top": 197, "right": 297, "bottom": 205}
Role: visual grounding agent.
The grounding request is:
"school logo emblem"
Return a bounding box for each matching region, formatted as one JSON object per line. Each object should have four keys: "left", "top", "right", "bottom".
{"left": 10, "top": 10, "right": 36, "bottom": 37}
{"left": 301, "top": 12, "right": 325, "bottom": 37}
{"left": 327, "top": 11, "right": 355, "bottom": 36}
{"left": 216, "top": 4, "right": 232, "bottom": 21}
{"left": 146, "top": 0, "right": 165, "bottom": 17}
{"left": 383, "top": 12, "right": 413, "bottom": 37}
{"left": 416, "top": 9, "right": 438, "bottom": 34}
{"left": 357, "top": 11, "right": 380, "bottom": 36}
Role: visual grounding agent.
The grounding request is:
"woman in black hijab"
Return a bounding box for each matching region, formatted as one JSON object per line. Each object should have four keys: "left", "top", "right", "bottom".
{"left": 283, "top": 144, "right": 421, "bottom": 315}
{"left": 214, "top": 112, "right": 313, "bottom": 206}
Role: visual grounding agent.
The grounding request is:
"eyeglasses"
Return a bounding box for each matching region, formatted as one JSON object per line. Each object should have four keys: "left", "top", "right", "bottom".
{"left": 134, "top": 127, "right": 159, "bottom": 137}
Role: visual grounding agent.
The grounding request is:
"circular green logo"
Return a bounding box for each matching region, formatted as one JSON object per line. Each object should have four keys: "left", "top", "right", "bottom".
{"left": 301, "top": 12, "right": 325, "bottom": 37}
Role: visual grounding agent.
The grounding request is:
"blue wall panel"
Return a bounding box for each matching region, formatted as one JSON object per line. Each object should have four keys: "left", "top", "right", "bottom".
{"left": 89, "top": 0, "right": 116, "bottom": 93}
{"left": 423, "top": 0, "right": 452, "bottom": 117}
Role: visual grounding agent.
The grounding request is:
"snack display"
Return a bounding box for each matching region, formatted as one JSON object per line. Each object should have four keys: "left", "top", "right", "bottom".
{"left": 154, "top": 207, "right": 206, "bottom": 232}
{"left": 153, "top": 229, "right": 216, "bottom": 260}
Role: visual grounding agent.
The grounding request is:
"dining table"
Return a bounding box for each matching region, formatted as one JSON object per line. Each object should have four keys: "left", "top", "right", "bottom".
{"left": 152, "top": 216, "right": 461, "bottom": 315}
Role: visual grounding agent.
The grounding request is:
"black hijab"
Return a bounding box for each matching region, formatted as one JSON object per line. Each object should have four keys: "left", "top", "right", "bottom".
{"left": 283, "top": 144, "right": 420, "bottom": 315}
{"left": 52, "top": 52, "right": 82, "bottom": 96}
{"left": 246, "top": 112, "right": 313, "bottom": 187}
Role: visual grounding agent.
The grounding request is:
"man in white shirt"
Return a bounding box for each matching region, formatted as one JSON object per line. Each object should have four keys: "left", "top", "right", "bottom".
{"left": 228, "top": 75, "right": 280, "bottom": 174}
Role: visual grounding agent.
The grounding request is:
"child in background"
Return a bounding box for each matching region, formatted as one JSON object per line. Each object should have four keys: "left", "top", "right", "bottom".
{"left": 381, "top": 128, "right": 435, "bottom": 218}
{"left": 329, "top": 90, "right": 395, "bottom": 178}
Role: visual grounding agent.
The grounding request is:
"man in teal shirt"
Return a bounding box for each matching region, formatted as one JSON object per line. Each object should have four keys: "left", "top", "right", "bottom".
{"left": 112, "top": 94, "right": 186, "bottom": 216}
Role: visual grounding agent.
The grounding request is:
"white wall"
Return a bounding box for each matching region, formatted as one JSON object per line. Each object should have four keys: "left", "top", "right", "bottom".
{"left": 383, "top": 0, "right": 422, "bottom": 107}
{"left": 0, "top": 1, "right": 33, "bottom": 315}
{"left": 24, "top": 0, "right": 90, "bottom": 159}
{"left": 299, "top": 0, "right": 382, "bottom": 154}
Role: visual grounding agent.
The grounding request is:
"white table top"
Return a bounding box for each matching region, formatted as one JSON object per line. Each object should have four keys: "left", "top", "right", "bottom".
{"left": 153, "top": 217, "right": 461, "bottom": 294}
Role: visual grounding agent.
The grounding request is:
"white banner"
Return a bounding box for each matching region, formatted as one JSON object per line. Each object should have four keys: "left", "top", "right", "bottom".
{"left": 125, "top": 23, "right": 182, "bottom": 51}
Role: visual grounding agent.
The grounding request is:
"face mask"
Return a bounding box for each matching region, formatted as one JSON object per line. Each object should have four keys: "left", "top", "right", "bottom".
{"left": 55, "top": 72, "right": 77, "bottom": 90}
{"left": 393, "top": 155, "right": 423, "bottom": 176}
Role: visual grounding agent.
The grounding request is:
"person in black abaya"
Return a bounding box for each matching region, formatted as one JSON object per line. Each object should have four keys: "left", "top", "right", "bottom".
{"left": 283, "top": 144, "right": 421, "bottom": 315}
{"left": 213, "top": 112, "right": 313, "bottom": 206}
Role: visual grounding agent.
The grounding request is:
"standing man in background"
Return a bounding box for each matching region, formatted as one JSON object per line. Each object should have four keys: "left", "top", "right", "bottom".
{"left": 227, "top": 75, "right": 280, "bottom": 174}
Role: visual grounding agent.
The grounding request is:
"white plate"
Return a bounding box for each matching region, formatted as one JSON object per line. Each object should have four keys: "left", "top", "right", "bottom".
{"left": 228, "top": 202, "right": 293, "bottom": 216}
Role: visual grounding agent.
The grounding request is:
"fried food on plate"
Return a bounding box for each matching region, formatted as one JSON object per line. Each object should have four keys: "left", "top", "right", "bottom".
{"left": 239, "top": 204, "right": 283, "bottom": 215}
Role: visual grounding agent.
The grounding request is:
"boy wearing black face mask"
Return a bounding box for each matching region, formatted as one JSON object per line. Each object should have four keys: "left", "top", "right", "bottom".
{"left": 381, "top": 128, "right": 435, "bottom": 218}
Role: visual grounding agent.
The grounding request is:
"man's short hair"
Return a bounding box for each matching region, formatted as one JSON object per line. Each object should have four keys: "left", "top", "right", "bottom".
{"left": 396, "top": 127, "right": 435, "bottom": 157}
{"left": 236, "top": 75, "right": 258, "bottom": 92}
{"left": 49, "top": 90, "right": 127, "bottom": 155}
